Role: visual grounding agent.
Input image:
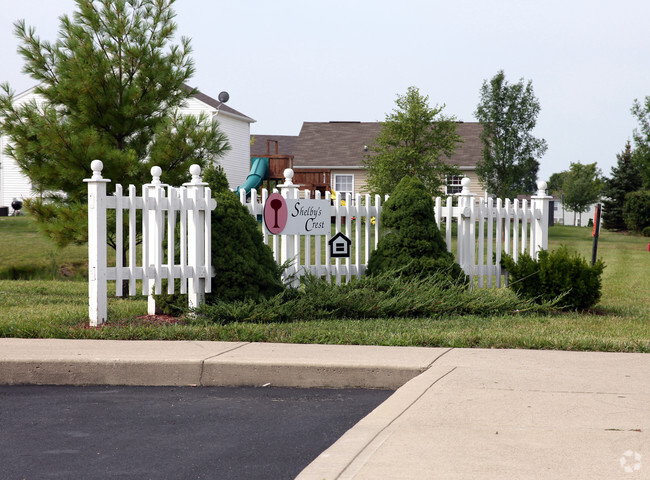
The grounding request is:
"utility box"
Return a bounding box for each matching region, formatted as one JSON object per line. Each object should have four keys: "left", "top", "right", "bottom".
{"left": 0, "top": 207, "right": 8, "bottom": 217}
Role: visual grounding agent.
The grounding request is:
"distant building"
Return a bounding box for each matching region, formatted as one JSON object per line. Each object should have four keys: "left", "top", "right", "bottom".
{"left": 551, "top": 197, "right": 600, "bottom": 226}
{"left": 251, "top": 121, "right": 486, "bottom": 198}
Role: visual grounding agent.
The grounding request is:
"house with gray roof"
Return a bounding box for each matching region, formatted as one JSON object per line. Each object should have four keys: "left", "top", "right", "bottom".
{"left": 251, "top": 121, "right": 486, "bottom": 198}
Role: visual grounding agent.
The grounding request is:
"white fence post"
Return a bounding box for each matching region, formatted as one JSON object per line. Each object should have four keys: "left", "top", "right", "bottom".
{"left": 184, "top": 164, "right": 210, "bottom": 310}
{"left": 278, "top": 168, "right": 300, "bottom": 287}
{"left": 144, "top": 166, "right": 166, "bottom": 315}
{"left": 84, "top": 160, "right": 110, "bottom": 326}
{"left": 531, "top": 180, "right": 551, "bottom": 259}
{"left": 457, "top": 177, "right": 476, "bottom": 277}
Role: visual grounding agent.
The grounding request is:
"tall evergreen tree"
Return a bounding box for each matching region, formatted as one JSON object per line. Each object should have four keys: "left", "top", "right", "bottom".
{"left": 631, "top": 96, "right": 650, "bottom": 188}
{"left": 362, "top": 86, "right": 462, "bottom": 197}
{"left": 474, "top": 70, "right": 547, "bottom": 199}
{"left": 0, "top": 0, "right": 229, "bottom": 248}
{"left": 601, "top": 141, "right": 642, "bottom": 230}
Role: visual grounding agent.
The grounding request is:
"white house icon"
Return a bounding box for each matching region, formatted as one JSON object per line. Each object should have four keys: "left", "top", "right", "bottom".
{"left": 329, "top": 232, "right": 352, "bottom": 258}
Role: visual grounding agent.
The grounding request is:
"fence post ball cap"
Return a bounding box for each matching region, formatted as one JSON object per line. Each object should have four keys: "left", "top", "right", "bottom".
{"left": 190, "top": 164, "right": 201, "bottom": 177}
{"left": 91, "top": 159, "right": 103, "bottom": 174}
{"left": 461, "top": 177, "right": 471, "bottom": 194}
{"left": 537, "top": 181, "right": 548, "bottom": 194}
{"left": 284, "top": 168, "right": 294, "bottom": 181}
{"left": 150, "top": 165, "right": 162, "bottom": 178}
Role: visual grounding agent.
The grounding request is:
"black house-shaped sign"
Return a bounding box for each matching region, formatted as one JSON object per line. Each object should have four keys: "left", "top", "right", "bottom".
{"left": 328, "top": 232, "right": 352, "bottom": 258}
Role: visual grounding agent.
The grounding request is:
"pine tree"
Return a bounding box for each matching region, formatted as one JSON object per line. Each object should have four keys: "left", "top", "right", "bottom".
{"left": 601, "top": 141, "right": 642, "bottom": 230}
{"left": 0, "top": 0, "right": 229, "bottom": 250}
{"left": 366, "top": 176, "right": 465, "bottom": 282}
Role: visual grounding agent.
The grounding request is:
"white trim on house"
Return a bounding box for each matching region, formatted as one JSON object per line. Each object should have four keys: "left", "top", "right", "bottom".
{"left": 445, "top": 175, "right": 465, "bottom": 195}
{"left": 332, "top": 173, "right": 355, "bottom": 198}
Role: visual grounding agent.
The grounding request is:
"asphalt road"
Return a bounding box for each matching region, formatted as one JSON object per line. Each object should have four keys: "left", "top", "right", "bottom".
{"left": 0, "top": 385, "right": 393, "bottom": 480}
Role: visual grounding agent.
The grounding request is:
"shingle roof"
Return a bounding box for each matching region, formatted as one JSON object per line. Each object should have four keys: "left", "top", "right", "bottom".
{"left": 292, "top": 122, "right": 382, "bottom": 168}
{"left": 276, "top": 121, "right": 483, "bottom": 168}
{"left": 451, "top": 122, "right": 484, "bottom": 168}
{"left": 250, "top": 135, "right": 298, "bottom": 156}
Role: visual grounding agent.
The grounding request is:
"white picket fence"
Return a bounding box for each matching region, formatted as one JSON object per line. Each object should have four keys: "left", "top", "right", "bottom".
{"left": 240, "top": 170, "right": 551, "bottom": 288}
{"left": 240, "top": 169, "right": 384, "bottom": 286}
{"left": 446, "top": 177, "right": 551, "bottom": 288}
{"left": 86, "top": 160, "right": 216, "bottom": 326}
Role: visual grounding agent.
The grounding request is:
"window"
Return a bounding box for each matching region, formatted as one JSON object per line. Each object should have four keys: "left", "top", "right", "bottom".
{"left": 445, "top": 175, "right": 464, "bottom": 195}
{"left": 333, "top": 174, "right": 354, "bottom": 200}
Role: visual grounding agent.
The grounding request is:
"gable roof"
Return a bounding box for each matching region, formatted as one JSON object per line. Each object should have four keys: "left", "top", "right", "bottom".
{"left": 13, "top": 84, "right": 255, "bottom": 123}
{"left": 261, "top": 121, "right": 484, "bottom": 169}
{"left": 182, "top": 84, "right": 255, "bottom": 123}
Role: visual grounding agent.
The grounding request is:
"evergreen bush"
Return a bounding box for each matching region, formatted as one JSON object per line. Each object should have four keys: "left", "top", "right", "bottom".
{"left": 207, "top": 189, "right": 283, "bottom": 302}
{"left": 623, "top": 190, "right": 650, "bottom": 233}
{"left": 195, "top": 270, "right": 553, "bottom": 324}
{"left": 366, "top": 176, "right": 465, "bottom": 282}
{"left": 501, "top": 246, "right": 605, "bottom": 310}
{"left": 155, "top": 165, "right": 283, "bottom": 314}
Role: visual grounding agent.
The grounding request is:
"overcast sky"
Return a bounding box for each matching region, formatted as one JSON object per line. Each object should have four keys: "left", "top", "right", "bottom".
{"left": 2, "top": 0, "right": 649, "bottom": 182}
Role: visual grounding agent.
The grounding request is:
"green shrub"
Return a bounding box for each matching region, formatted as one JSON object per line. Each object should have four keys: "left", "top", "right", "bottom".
{"left": 623, "top": 190, "right": 650, "bottom": 232}
{"left": 207, "top": 190, "right": 284, "bottom": 302}
{"left": 195, "top": 270, "right": 553, "bottom": 324}
{"left": 501, "top": 246, "right": 605, "bottom": 310}
{"left": 155, "top": 166, "right": 283, "bottom": 314}
{"left": 642, "top": 226, "right": 650, "bottom": 237}
{"left": 366, "top": 176, "right": 465, "bottom": 282}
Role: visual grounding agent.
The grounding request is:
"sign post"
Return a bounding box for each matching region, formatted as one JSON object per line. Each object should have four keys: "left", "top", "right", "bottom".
{"left": 591, "top": 203, "right": 602, "bottom": 266}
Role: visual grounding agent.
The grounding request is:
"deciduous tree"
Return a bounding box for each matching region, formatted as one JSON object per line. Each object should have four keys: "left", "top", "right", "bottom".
{"left": 474, "top": 70, "right": 547, "bottom": 199}
{"left": 562, "top": 162, "right": 603, "bottom": 226}
{"left": 363, "top": 86, "right": 462, "bottom": 197}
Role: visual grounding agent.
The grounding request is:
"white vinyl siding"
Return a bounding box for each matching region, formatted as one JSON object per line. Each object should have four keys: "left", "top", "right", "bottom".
{"left": 216, "top": 112, "right": 251, "bottom": 188}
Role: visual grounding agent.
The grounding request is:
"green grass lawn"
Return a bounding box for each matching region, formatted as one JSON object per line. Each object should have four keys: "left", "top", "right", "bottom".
{"left": 0, "top": 216, "right": 88, "bottom": 279}
{"left": 0, "top": 216, "right": 648, "bottom": 351}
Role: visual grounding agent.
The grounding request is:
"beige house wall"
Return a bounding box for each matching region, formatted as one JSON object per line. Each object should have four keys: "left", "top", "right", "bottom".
{"left": 329, "top": 167, "right": 486, "bottom": 199}
{"left": 460, "top": 170, "right": 485, "bottom": 197}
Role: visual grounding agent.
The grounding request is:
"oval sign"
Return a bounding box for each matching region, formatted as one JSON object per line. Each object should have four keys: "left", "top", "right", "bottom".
{"left": 264, "top": 193, "right": 288, "bottom": 234}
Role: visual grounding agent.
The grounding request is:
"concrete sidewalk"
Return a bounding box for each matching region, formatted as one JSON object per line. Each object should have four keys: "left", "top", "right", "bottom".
{"left": 1, "top": 339, "right": 648, "bottom": 479}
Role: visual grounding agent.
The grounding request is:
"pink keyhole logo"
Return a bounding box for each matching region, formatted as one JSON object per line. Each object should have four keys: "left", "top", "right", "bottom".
{"left": 264, "top": 193, "right": 288, "bottom": 234}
